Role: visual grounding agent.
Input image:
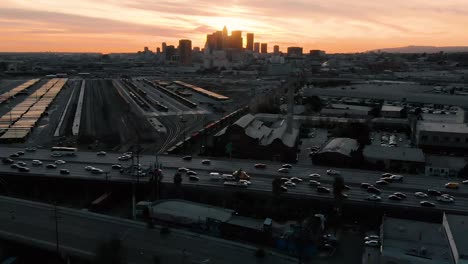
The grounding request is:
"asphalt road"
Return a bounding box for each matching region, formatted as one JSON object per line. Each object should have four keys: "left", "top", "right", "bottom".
{"left": 0, "top": 195, "right": 296, "bottom": 264}
{"left": 1, "top": 146, "right": 468, "bottom": 214}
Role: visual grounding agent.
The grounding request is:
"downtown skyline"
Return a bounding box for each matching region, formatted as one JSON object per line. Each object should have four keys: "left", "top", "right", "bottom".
{"left": 1, "top": 0, "right": 468, "bottom": 53}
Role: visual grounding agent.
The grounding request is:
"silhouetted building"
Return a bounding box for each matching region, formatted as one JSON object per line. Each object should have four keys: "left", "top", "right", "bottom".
{"left": 287, "top": 47, "right": 303, "bottom": 57}
{"left": 230, "top": 30, "right": 243, "bottom": 50}
{"left": 193, "top": 47, "right": 200, "bottom": 52}
{"left": 246, "top": 33, "right": 254, "bottom": 51}
{"left": 178, "top": 39, "right": 192, "bottom": 65}
{"left": 165, "top": 45, "right": 177, "bottom": 61}
{"left": 144, "top": 46, "right": 149, "bottom": 53}
{"left": 261, "top": 43, "right": 267, "bottom": 54}
{"left": 273, "top": 45, "right": 280, "bottom": 54}
{"left": 162, "top": 42, "right": 167, "bottom": 53}
{"left": 156, "top": 47, "right": 161, "bottom": 53}
{"left": 309, "top": 50, "right": 326, "bottom": 56}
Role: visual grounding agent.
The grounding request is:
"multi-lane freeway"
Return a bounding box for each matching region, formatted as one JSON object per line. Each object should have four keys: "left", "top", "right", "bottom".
{"left": 1, "top": 147, "right": 468, "bottom": 215}
{"left": 0, "top": 195, "right": 296, "bottom": 264}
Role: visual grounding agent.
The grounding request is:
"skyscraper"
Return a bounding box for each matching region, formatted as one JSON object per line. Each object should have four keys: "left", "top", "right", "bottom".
{"left": 287, "top": 47, "right": 303, "bottom": 57}
{"left": 246, "top": 33, "right": 254, "bottom": 50}
{"left": 178, "top": 39, "right": 192, "bottom": 65}
{"left": 273, "top": 45, "right": 280, "bottom": 54}
{"left": 230, "top": 30, "right": 243, "bottom": 50}
{"left": 261, "top": 43, "right": 268, "bottom": 54}
{"left": 254, "top": 42, "right": 260, "bottom": 53}
{"left": 162, "top": 42, "right": 167, "bottom": 53}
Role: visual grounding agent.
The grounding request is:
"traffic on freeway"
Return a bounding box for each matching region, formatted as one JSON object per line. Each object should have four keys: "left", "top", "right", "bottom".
{"left": 1, "top": 146, "right": 468, "bottom": 214}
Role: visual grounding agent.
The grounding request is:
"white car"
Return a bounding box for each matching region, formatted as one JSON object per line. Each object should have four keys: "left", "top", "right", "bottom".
{"left": 290, "top": 177, "right": 303, "bottom": 183}
{"left": 32, "top": 160, "right": 43, "bottom": 166}
{"left": 178, "top": 167, "right": 189, "bottom": 173}
{"left": 365, "top": 240, "right": 379, "bottom": 247}
{"left": 414, "top": 192, "right": 428, "bottom": 198}
{"left": 55, "top": 160, "right": 66, "bottom": 165}
{"left": 326, "top": 169, "right": 341, "bottom": 176}
{"left": 278, "top": 168, "right": 289, "bottom": 173}
{"left": 85, "top": 166, "right": 95, "bottom": 171}
{"left": 239, "top": 179, "right": 251, "bottom": 185}
{"left": 437, "top": 195, "right": 454, "bottom": 203}
{"left": 366, "top": 194, "right": 381, "bottom": 201}
{"left": 96, "top": 151, "right": 107, "bottom": 156}
{"left": 390, "top": 174, "right": 404, "bottom": 181}
{"left": 283, "top": 181, "right": 296, "bottom": 187}
{"left": 308, "top": 180, "right": 321, "bottom": 186}
{"left": 91, "top": 168, "right": 103, "bottom": 174}
{"left": 51, "top": 152, "right": 62, "bottom": 157}
{"left": 309, "top": 173, "right": 321, "bottom": 179}
{"left": 365, "top": 235, "right": 379, "bottom": 241}
{"left": 17, "top": 161, "right": 27, "bottom": 167}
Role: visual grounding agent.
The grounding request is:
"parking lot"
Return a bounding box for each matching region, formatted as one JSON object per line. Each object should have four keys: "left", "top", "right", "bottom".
{"left": 297, "top": 128, "right": 329, "bottom": 165}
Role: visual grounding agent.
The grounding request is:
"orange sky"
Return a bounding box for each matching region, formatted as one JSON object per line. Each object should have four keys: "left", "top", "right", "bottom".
{"left": 1, "top": 0, "right": 468, "bottom": 53}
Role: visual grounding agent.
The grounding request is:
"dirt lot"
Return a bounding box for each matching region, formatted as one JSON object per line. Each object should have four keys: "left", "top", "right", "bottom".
{"left": 77, "top": 79, "right": 157, "bottom": 152}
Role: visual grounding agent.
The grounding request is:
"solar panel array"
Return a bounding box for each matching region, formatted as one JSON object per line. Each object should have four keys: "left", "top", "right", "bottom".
{"left": 0, "top": 78, "right": 68, "bottom": 141}
{"left": 0, "top": 79, "right": 40, "bottom": 104}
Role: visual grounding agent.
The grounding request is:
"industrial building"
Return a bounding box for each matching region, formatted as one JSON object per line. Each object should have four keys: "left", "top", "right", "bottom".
{"left": 425, "top": 155, "right": 467, "bottom": 177}
{"left": 415, "top": 121, "right": 468, "bottom": 150}
{"left": 213, "top": 114, "right": 299, "bottom": 162}
{"left": 381, "top": 105, "right": 405, "bottom": 118}
{"left": 363, "top": 145, "right": 425, "bottom": 173}
{"left": 312, "top": 138, "right": 359, "bottom": 166}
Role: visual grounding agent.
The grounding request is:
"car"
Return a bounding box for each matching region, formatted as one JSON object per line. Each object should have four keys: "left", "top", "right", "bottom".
{"left": 182, "top": 156, "right": 192, "bottom": 161}
{"left": 317, "top": 186, "right": 331, "bottom": 194}
{"left": 189, "top": 175, "right": 199, "bottom": 181}
{"left": 436, "top": 195, "right": 454, "bottom": 203}
{"left": 178, "top": 167, "right": 189, "bottom": 173}
{"left": 420, "top": 201, "right": 436, "bottom": 207}
{"left": 463, "top": 180, "right": 468, "bottom": 184}
{"left": 445, "top": 182, "right": 460, "bottom": 189}
{"left": 60, "top": 169, "right": 70, "bottom": 175}
{"left": 340, "top": 193, "right": 349, "bottom": 199}
{"left": 111, "top": 164, "right": 122, "bottom": 170}
{"left": 201, "top": 159, "right": 211, "bottom": 165}
{"left": 51, "top": 152, "right": 62, "bottom": 157}
{"left": 2, "top": 158, "right": 14, "bottom": 164}
{"left": 281, "top": 164, "right": 292, "bottom": 169}
{"left": 365, "top": 240, "right": 380, "bottom": 247}
{"left": 308, "top": 151, "right": 317, "bottom": 157}
{"left": 187, "top": 170, "right": 197, "bottom": 176}
{"left": 10, "top": 164, "right": 19, "bottom": 169}
{"left": 375, "top": 180, "right": 389, "bottom": 186}
{"left": 390, "top": 175, "right": 404, "bottom": 181}
{"left": 290, "top": 177, "right": 303, "bottom": 183}
{"left": 280, "top": 186, "right": 288, "bottom": 192}
{"left": 343, "top": 185, "right": 351, "bottom": 191}
{"left": 361, "top": 183, "right": 372, "bottom": 189}
{"left": 46, "top": 164, "right": 57, "bottom": 169}
{"left": 427, "top": 189, "right": 442, "bottom": 196}
{"left": 9, "top": 153, "right": 19, "bottom": 158}
{"left": 16, "top": 151, "right": 25, "bottom": 156}
{"left": 367, "top": 186, "right": 381, "bottom": 194}
{"left": 309, "top": 180, "right": 321, "bottom": 186}
{"left": 96, "top": 151, "right": 107, "bottom": 156}
{"left": 118, "top": 155, "right": 131, "bottom": 161}
{"left": 91, "top": 168, "right": 103, "bottom": 174}
{"left": 18, "top": 166, "right": 29, "bottom": 172}
{"left": 32, "top": 160, "right": 43, "bottom": 166}
{"left": 54, "top": 160, "right": 66, "bottom": 165}
{"left": 381, "top": 173, "right": 393, "bottom": 178}
{"left": 279, "top": 177, "right": 291, "bottom": 183}
{"left": 414, "top": 192, "right": 428, "bottom": 198}
{"left": 254, "top": 163, "right": 266, "bottom": 169}
{"left": 308, "top": 173, "right": 321, "bottom": 179}
{"left": 388, "top": 194, "right": 402, "bottom": 201}
{"left": 25, "top": 147, "right": 37, "bottom": 152}
{"left": 239, "top": 179, "right": 251, "bottom": 185}
{"left": 365, "top": 235, "right": 380, "bottom": 241}
{"left": 366, "top": 194, "right": 381, "bottom": 201}
{"left": 278, "top": 168, "right": 289, "bottom": 173}
{"left": 283, "top": 181, "right": 296, "bottom": 187}
{"left": 326, "top": 169, "right": 341, "bottom": 175}
{"left": 380, "top": 177, "right": 393, "bottom": 183}
{"left": 393, "top": 192, "right": 407, "bottom": 199}
{"left": 85, "top": 166, "right": 94, "bottom": 171}
{"left": 16, "top": 161, "right": 27, "bottom": 167}
{"left": 223, "top": 174, "right": 236, "bottom": 181}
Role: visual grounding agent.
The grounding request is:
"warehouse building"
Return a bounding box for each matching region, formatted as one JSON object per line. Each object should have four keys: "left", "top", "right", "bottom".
{"left": 363, "top": 145, "right": 425, "bottom": 173}
{"left": 312, "top": 138, "right": 359, "bottom": 166}
{"left": 416, "top": 121, "right": 468, "bottom": 151}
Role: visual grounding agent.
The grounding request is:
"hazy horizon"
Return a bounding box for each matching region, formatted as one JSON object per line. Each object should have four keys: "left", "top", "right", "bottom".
{"left": 2, "top": 0, "right": 468, "bottom": 53}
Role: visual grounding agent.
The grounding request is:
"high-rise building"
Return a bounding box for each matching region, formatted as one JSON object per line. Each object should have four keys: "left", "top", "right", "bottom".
{"left": 156, "top": 47, "right": 161, "bottom": 53}
{"left": 230, "top": 30, "right": 243, "bottom": 50}
{"left": 254, "top": 42, "right": 260, "bottom": 53}
{"left": 246, "top": 33, "right": 254, "bottom": 50}
{"left": 193, "top": 47, "right": 200, "bottom": 52}
{"left": 165, "top": 45, "right": 176, "bottom": 61}
{"left": 178, "top": 39, "right": 192, "bottom": 65}
{"left": 261, "top": 43, "right": 268, "bottom": 54}
{"left": 287, "top": 47, "right": 303, "bottom": 57}
{"left": 273, "top": 45, "right": 280, "bottom": 54}
{"left": 144, "top": 46, "right": 149, "bottom": 53}
{"left": 162, "top": 42, "right": 167, "bottom": 53}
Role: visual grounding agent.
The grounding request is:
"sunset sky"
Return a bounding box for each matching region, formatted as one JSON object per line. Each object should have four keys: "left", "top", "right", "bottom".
{"left": 1, "top": 0, "right": 468, "bottom": 53}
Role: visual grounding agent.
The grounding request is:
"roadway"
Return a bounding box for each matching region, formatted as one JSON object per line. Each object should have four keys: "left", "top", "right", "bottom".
{"left": 1, "top": 146, "right": 468, "bottom": 215}
{"left": 0, "top": 195, "right": 296, "bottom": 264}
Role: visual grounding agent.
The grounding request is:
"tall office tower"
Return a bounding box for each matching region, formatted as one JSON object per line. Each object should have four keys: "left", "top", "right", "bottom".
{"left": 144, "top": 46, "right": 149, "bottom": 53}
{"left": 231, "top": 30, "right": 243, "bottom": 50}
{"left": 178, "top": 39, "right": 192, "bottom": 65}
{"left": 261, "top": 43, "right": 268, "bottom": 53}
{"left": 165, "top": 45, "right": 176, "bottom": 61}
{"left": 156, "top": 47, "right": 161, "bottom": 53}
{"left": 254, "top": 42, "right": 260, "bottom": 53}
{"left": 287, "top": 47, "right": 303, "bottom": 57}
{"left": 162, "top": 42, "right": 167, "bottom": 53}
{"left": 222, "top": 26, "right": 228, "bottom": 49}
{"left": 246, "top": 33, "right": 254, "bottom": 50}
{"left": 273, "top": 45, "right": 280, "bottom": 54}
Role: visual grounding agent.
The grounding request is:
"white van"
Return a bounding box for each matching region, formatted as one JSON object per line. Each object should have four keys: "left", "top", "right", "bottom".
{"left": 209, "top": 172, "right": 222, "bottom": 181}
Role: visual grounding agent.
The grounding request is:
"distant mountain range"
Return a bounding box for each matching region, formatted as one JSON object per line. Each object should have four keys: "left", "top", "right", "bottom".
{"left": 368, "top": 45, "right": 468, "bottom": 53}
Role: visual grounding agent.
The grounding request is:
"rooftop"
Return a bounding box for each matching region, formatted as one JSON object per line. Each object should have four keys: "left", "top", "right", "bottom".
{"left": 363, "top": 145, "right": 425, "bottom": 163}
{"left": 319, "top": 138, "right": 359, "bottom": 157}
{"left": 417, "top": 121, "right": 468, "bottom": 134}
{"left": 426, "top": 155, "right": 467, "bottom": 169}
{"left": 381, "top": 105, "right": 404, "bottom": 112}
{"left": 226, "top": 215, "right": 266, "bottom": 231}
{"left": 445, "top": 214, "right": 468, "bottom": 260}
{"left": 330, "top": 103, "right": 372, "bottom": 112}
{"left": 382, "top": 216, "right": 454, "bottom": 264}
